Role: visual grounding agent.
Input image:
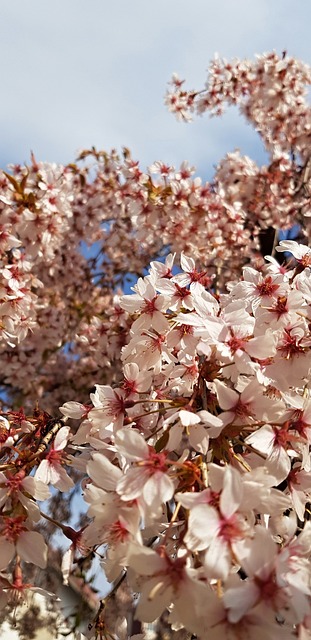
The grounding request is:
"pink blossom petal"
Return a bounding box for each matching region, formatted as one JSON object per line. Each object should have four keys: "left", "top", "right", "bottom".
{"left": 53, "top": 426, "right": 70, "bottom": 451}
{"left": 53, "top": 465, "right": 75, "bottom": 492}
{"left": 117, "top": 467, "right": 147, "bottom": 500}
{"left": 180, "top": 254, "right": 196, "bottom": 273}
{"left": 266, "top": 445, "right": 291, "bottom": 484}
{"left": 214, "top": 380, "right": 238, "bottom": 410}
{"left": 17, "top": 531, "right": 48, "bottom": 568}
{"left": 143, "top": 471, "right": 174, "bottom": 505}
{"left": 184, "top": 504, "right": 220, "bottom": 551}
{"left": 22, "top": 476, "right": 51, "bottom": 501}
{"left": 245, "top": 333, "right": 276, "bottom": 358}
{"left": 127, "top": 544, "right": 166, "bottom": 575}
{"left": 179, "top": 410, "right": 200, "bottom": 427}
{"left": 115, "top": 428, "right": 148, "bottom": 461}
{"left": 35, "top": 460, "right": 50, "bottom": 485}
{"left": 0, "top": 539, "right": 14, "bottom": 570}
{"left": 204, "top": 535, "right": 231, "bottom": 580}
{"left": 234, "top": 526, "right": 277, "bottom": 580}
{"left": 188, "top": 424, "right": 209, "bottom": 454}
{"left": 87, "top": 452, "right": 122, "bottom": 490}
{"left": 167, "top": 423, "right": 182, "bottom": 450}
{"left": 220, "top": 467, "right": 242, "bottom": 518}
{"left": 135, "top": 577, "right": 173, "bottom": 622}
{"left": 223, "top": 581, "right": 260, "bottom": 622}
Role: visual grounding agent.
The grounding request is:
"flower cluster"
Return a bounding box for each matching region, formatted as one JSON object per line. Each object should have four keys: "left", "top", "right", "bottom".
{"left": 48, "top": 243, "right": 311, "bottom": 638}
{"left": 0, "top": 51, "right": 311, "bottom": 639}
{"left": 0, "top": 54, "right": 310, "bottom": 416}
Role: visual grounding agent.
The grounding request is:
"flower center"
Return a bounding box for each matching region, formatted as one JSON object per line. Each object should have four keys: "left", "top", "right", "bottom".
{"left": 2, "top": 516, "right": 27, "bottom": 542}
{"left": 256, "top": 276, "right": 279, "bottom": 297}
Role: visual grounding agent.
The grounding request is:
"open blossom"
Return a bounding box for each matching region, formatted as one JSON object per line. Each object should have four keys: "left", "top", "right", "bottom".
{"left": 82, "top": 449, "right": 141, "bottom": 546}
{"left": 245, "top": 423, "right": 292, "bottom": 483}
{"left": 172, "top": 253, "right": 210, "bottom": 287}
{"left": 119, "top": 277, "right": 170, "bottom": 334}
{"left": 122, "top": 362, "right": 152, "bottom": 397}
{"left": 35, "top": 426, "right": 74, "bottom": 491}
{"left": 229, "top": 266, "right": 288, "bottom": 312}
{"left": 0, "top": 470, "right": 50, "bottom": 521}
{"left": 164, "top": 408, "right": 223, "bottom": 454}
{"left": 254, "top": 289, "right": 305, "bottom": 329}
{"left": 214, "top": 377, "right": 284, "bottom": 427}
{"left": 121, "top": 329, "right": 176, "bottom": 373}
{"left": 181, "top": 465, "right": 252, "bottom": 580}
{"left": 154, "top": 277, "right": 194, "bottom": 311}
{"left": 276, "top": 240, "right": 311, "bottom": 267}
{"left": 215, "top": 302, "right": 277, "bottom": 380}
{"left": 88, "top": 384, "right": 127, "bottom": 435}
{"left": 115, "top": 428, "right": 175, "bottom": 513}
{"left": 82, "top": 450, "right": 142, "bottom": 581}
{"left": 225, "top": 525, "right": 311, "bottom": 626}
{"left": 126, "top": 542, "right": 206, "bottom": 631}
{"left": 0, "top": 516, "right": 47, "bottom": 570}
{"left": 223, "top": 527, "right": 281, "bottom": 622}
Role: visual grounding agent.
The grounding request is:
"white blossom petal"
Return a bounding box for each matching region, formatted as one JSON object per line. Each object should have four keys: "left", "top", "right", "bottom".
{"left": 17, "top": 531, "right": 48, "bottom": 568}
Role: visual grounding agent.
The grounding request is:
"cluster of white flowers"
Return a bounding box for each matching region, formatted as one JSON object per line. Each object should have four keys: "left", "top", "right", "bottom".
{"left": 0, "top": 51, "right": 311, "bottom": 639}
{"left": 166, "top": 52, "right": 311, "bottom": 157}
{"left": 56, "top": 243, "right": 311, "bottom": 638}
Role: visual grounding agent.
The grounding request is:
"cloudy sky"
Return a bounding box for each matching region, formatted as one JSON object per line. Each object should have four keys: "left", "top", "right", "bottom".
{"left": 2, "top": 0, "right": 311, "bottom": 179}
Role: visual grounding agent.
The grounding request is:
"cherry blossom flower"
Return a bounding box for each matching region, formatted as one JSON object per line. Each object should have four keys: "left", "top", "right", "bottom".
{"left": 245, "top": 423, "right": 292, "bottom": 483}
{"left": 35, "top": 426, "right": 74, "bottom": 491}
{"left": 120, "top": 278, "right": 170, "bottom": 334}
{"left": 0, "top": 516, "right": 47, "bottom": 570}
{"left": 122, "top": 362, "right": 152, "bottom": 398}
{"left": 164, "top": 408, "right": 223, "bottom": 454}
{"left": 126, "top": 543, "right": 206, "bottom": 629}
{"left": 214, "top": 378, "right": 284, "bottom": 428}
{"left": 225, "top": 525, "right": 311, "bottom": 626}
{"left": 0, "top": 470, "right": 50, "bottom": 521}
{"left": 276, "top": 241, "right": 311, "bottom": 267}
{"left": 88, "top": 384, "right": 127, "bottom": 435}
{"left": 182, "top": 465, "right": 252, "bottom": 580}
{"left": 115, "top": 428, "right": 175, "bottom": 514}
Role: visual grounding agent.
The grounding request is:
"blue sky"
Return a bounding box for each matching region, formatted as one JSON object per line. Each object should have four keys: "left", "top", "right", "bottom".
{"left": 2, "top": 0, "right": 311, "bottom": 180}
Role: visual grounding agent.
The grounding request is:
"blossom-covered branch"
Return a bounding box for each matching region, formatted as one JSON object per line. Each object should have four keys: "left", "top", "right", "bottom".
{"left": 0, "top": 51, "right": 311, "bottom": 639}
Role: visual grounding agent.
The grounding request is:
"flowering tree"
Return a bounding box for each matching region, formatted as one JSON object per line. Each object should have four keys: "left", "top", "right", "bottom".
{"left": 1, "top": 51, "right": 311, "bottom": 639}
